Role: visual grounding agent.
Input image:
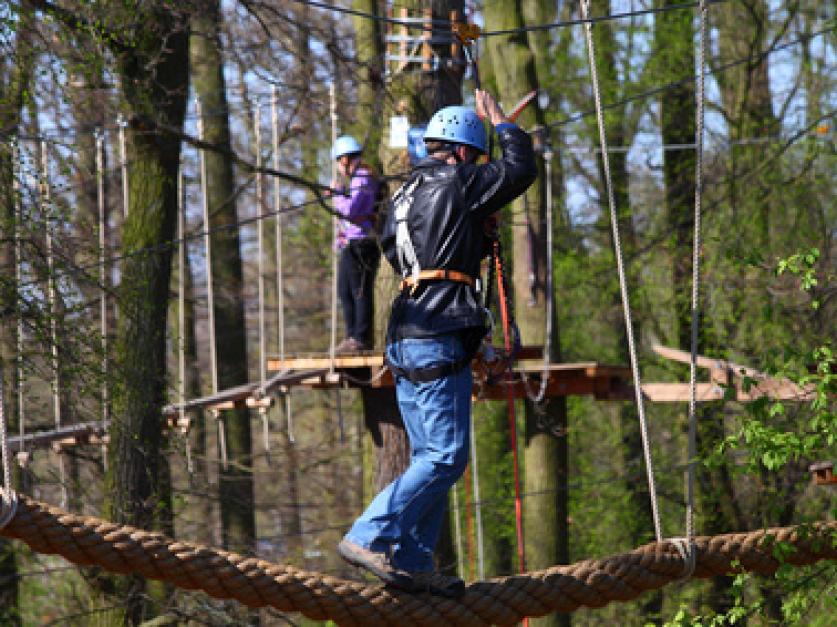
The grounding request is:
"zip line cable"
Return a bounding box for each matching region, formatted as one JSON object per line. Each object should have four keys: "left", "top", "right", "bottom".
{"left": 285, "top": 0, "right": 727, "bottom": 33}
{"left": 546, "top": 25, "right": 835, "bottom": 133}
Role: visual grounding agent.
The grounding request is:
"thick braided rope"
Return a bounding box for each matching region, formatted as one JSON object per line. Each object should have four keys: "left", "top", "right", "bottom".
{"left": 2, "top": 495, "right": 835, "bottom": 626}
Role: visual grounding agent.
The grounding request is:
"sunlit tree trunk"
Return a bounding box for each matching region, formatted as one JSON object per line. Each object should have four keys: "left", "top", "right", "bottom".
{"left": 484, "top": 2, "right": 567, "bottom": 624}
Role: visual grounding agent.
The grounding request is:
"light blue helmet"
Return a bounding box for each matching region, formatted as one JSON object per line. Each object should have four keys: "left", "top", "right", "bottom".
{"left": 331, "top": 135, "right": 362, "bottom": 160}
{"left": 423, "top": 106, "right": 487, "bottom": 154}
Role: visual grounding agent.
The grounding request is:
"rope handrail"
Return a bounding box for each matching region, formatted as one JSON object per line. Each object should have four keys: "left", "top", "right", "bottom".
{"left": 1, "top": 494, "right": 834, "bottom": 626}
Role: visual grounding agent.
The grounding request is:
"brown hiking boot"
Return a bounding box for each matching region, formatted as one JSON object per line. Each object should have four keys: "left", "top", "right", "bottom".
{"left": 408, "top": 571, "right": 466, "bottom": 598}
{"left": 337, "top": 539, "right": 414, "bottom": 590}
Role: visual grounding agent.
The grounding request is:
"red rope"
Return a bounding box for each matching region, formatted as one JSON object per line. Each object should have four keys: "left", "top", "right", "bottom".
{"left": 494, "top": 243, "right": 527, "bottom": 579}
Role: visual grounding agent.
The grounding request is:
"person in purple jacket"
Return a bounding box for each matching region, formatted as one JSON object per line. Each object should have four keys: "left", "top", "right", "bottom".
{"left": 330, "top": 135, "right": 381, "bottom": 352}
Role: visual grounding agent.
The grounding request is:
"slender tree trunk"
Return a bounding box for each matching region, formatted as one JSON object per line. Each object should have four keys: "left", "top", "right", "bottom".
{"left": 191, "top": 0, "right": 256, "bottom": 562}
{"left": 484, "top": 3, "right": 567, "bottom": 625}
{"left": 348, "top": 0, "right": 385, "bottom": 167}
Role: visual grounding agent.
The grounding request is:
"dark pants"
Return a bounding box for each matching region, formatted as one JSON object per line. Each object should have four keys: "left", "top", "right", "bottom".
{"left": 338, "top": 238, "right": 380, "bottom": 345}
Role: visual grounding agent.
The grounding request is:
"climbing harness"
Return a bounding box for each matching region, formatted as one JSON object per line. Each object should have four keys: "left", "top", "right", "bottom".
{"left": 481, "top": 237, "right": 522, "bottom": 383}
{"left": 393, "top": 174, "right": 425, "bottom": 286}
{"left": 399, "top": 269, "right": 476, "bottom": 293}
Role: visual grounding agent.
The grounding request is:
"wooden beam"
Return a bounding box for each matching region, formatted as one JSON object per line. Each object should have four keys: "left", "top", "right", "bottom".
{"left": 267, "top": 346, "right": 547, "bottom": 372}
{"left": 642, "top": 383, "right": 726, "bottom": 402}
{"left": 641, "top": 381, "right": 814, "bottom": 402}
{"left": 9, "top": 421, "right": 109, "bottom": 449}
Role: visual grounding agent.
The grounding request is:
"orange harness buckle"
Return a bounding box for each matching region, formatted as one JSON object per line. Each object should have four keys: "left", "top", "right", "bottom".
{"left": 400, "top": 269, "right": 476, "bottom": 294}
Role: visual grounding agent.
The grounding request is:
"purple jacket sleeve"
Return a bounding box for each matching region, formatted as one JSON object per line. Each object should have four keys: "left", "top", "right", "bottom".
{"left": 334, "top": 168, "right": 378, "bottom": 243}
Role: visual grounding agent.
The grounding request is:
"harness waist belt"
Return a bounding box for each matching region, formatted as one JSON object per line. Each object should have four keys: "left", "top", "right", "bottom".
{"left": 400, "top": 269, "right": 475, "bottom": 292}
{"left": 387, "top": 357, "right": 470, "bottom": 384}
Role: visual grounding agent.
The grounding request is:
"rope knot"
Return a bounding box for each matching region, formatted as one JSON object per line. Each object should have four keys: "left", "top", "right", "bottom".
{"left": 668, "top": 537, "right": 697, "bottom": 579}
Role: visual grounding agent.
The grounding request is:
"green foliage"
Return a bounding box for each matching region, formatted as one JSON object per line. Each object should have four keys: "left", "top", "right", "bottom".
{"left": 714, "top": 250, "right": 835, "bottom": 474}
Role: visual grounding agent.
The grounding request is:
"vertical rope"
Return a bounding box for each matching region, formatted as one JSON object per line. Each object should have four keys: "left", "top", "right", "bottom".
{"left": 495, "top": 243, "right": 527, "bottom": 573}
{"left": 177, "top": 161, "right": 193, "bottom": 474}
{"left": 271, "top": 86, "right": 294, "bottom": 443}
{"left": 255, "top": 103, "right": 267, "bottom": 388}
{"left": 687, "top": 0, "right": 708, "bottom": 549}
{"left": 329, "top": 83, "right": 339, "bottom": 369}
{"left": 96, "top": 129, "right": 109, "bottom": 471}
{"left": 580, "top": 0, "right": 662, "bottom": 542}
{"left": 41, "top": 140, "right": 67, "bottom": 508}
{"left": 13, "top": 140, "right": 25, "bottom": 460}
{"left": 255, "top": 102, "right": 271, "bottom": 454}
{"left": 118, "top": 114, "right": 129, "bottom": 219}
{"left": 524, "top": 132, "right": 554, "bottom": 403}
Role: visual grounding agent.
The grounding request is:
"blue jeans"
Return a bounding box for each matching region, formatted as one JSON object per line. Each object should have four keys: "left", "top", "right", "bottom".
{"left": 345, "top": 333, "right": 472, "bottom": 572}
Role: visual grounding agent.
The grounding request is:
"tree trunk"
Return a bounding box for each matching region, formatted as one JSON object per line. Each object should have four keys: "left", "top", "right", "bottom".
{"left": 484, "top": 3, "right": 568, "bottom": 625}
{"left": 191, "top": 0, "right": 256, "bottom": 562}
{"left": 348, "top": 0, "right": 385, "bottom": 167}
{"left": 101, "top": 5, "right": 188, "bottom": 623}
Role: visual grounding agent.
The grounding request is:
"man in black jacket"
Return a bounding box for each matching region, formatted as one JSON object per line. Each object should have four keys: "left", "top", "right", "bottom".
{"left": 338, "top": 90, "right": 537, "bottom": 597}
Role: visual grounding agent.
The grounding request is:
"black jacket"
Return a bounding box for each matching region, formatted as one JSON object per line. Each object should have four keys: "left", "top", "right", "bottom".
{"left": 381, "top": 123, "right": 537, "bottom": 342}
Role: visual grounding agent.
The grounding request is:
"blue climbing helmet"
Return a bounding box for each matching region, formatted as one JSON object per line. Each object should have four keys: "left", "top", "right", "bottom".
{"left": 331, "top": 135, "right": 363, "bottom": 160}
{"left": 423, "top": 105, "right": 487, "bottom": 154}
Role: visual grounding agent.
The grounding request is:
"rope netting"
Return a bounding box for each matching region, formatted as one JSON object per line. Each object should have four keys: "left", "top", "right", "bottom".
{"left": 0, "top": 494, "right": 833, "bottom": 626}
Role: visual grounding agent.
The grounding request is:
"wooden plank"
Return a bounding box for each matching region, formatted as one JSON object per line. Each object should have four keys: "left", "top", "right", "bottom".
{"left": 9, "top": 421, "right": 108, "bottom": 449}
{"left": 267, "top": 346, "right": 546, "bottom": 372}
{"left": 642, "top": 383, "right": 726, "bottom": 402}
{"left": 640, "top": 381, "right": 814, "bottom": 402}
{"left": 652, "top": 344, "right": 760, "bottom": 378}
{"left": 267, "top": 354, "right": 384, "bottom": 371}
{"left": 208, "top": 397, "right": 275, "bottom": 413}
{"left": 652, "top": 344, "right": 725, "bottom": 370}
{"left": 735, "top": 379, "right": 815, "bottom": 401}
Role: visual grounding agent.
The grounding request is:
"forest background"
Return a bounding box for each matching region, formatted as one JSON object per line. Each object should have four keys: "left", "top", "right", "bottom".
{"left": 0, "top": 0, "right": 834, "bottom": 625}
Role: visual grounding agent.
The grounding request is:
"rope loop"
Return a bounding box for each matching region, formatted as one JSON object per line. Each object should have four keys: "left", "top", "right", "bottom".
{"left": 668, "top": 536, "right": 697, "bottom": 579}
{"left": 0, "top": 488, "right": 18, "bottom": 531}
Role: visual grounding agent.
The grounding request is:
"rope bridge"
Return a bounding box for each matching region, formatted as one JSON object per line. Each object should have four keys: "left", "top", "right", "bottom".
{"left": 1, "top": 494, "right": 834, "bottom": 626}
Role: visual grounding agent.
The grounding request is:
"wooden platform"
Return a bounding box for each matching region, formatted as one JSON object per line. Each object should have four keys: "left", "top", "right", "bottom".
{"left": 12, "top": 344, "right": 818, "bottom": 454}
{"left": 266, "top": 347, "right": 632, "bottom": 401}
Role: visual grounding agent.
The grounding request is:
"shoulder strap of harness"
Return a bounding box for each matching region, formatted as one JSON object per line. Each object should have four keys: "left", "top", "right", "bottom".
{"left": 393, "top": 174, "right": 423, "bottom": 283}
